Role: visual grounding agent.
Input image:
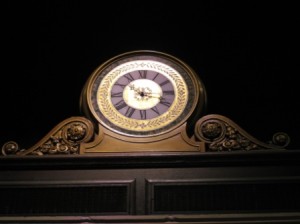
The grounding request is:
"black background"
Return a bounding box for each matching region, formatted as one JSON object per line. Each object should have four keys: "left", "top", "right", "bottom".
{"left": 1, "top": 1, "right": 299, "bottom": 149}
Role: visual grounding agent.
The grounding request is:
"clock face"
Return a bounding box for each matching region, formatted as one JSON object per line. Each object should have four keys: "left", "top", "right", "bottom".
{"left": 85, "top": 51, "right": 205, "bottom": 137}
{"left": 111, "top": 70, "right": 175, "bottom": 120}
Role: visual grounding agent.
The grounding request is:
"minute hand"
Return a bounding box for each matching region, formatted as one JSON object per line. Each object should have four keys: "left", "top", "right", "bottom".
{"left": 148, "top": 93, "right": 163, "bottom": 99}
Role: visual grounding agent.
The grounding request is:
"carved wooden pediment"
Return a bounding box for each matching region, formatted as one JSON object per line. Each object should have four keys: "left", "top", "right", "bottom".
{"left": 1, "top": 113, "right": 289, "bottom": 156}
{"left": 1, "top": 51, "right": 290, "bottom": 156}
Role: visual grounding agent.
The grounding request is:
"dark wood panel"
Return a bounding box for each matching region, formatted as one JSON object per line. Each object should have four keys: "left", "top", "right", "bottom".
{"left": 0, "top": 180, "right": 135, "bottom": 216}
{"left": 146, "top": 179, "right": 300, "bottom": 214}
{"left": 0, "top": 150, "right": 300, "bottom": 222}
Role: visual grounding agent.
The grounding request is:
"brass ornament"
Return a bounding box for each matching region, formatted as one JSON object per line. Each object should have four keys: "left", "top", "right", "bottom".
{"left": 195, "top": 114, "right": 289, "bottom": 151}
{"left": 1, "top": 141, "right": 20, "bottom": 156}
{"left": 1, "top": 117, "right": 94, "bottom": 156}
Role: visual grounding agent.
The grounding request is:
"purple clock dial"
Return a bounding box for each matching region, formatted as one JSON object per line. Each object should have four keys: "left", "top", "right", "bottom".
{"left": 110, "top": 70, "right": 175, "bottom": 120}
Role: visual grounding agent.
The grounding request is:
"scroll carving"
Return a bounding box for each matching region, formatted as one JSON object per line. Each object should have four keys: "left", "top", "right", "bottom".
{"left": 194, "top": 114, "right": 290, "bottom": 151}
{"left": 1, "top": 117, "right": 94, "bottom": 156}
{"left": 2, "top": 114, "right": 290, "bottom": 155}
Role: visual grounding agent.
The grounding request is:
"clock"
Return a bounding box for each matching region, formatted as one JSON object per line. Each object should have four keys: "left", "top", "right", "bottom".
{"left": 81, "top": 50, "right": 206, "bottom": 139}
{"left": 2, "top": 50, "right": 288, "bottom": 155}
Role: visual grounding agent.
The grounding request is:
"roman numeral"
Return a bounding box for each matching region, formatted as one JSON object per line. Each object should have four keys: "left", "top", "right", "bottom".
{"left": 111, "top": 92, "right": 123, "bottom": 97}
{"left": 114, "top": 82, "right": 126, "bottom": 88}
{"left": 160, "top": 98, "right": 171, "bottom": 107}
{"left": 160, "top": 79, "right": 170, "bottom": 86}
{"left": 125, "top": 107, "right": 135, "bottom": 117}
{"left": 151, "top": 106, "right": 160, "bottom": 115}
{"left": 124, "top": 73, "right": 134, "bottom": 82}
{"left": 114, "top": 99, "right": 127, "bottom": 110}
{"left": 138, "top": 70, "right": 147, "bottom": 79}
{"left": 140, "top": 110, "right": 147, "bottom": 119}
{"left": 163, "top": 90, "right": 174, "bottom": 95}
{"left": 152, "top": 73, "right": 159, "bottom": 81}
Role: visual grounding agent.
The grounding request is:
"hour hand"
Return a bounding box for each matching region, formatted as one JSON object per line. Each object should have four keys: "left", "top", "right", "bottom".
{"left": 129, "top": 84, "right": 136, "bottom": 91}
{"left": 129, "top": 84, "right": 145, "bottom": 95}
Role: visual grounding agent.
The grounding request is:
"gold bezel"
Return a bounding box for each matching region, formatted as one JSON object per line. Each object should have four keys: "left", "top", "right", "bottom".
{"left": 84, "top": 50, "right": 204, "bottom": 137}
{"left": 96, "top": 60, "right": 187, "bottom": 132}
